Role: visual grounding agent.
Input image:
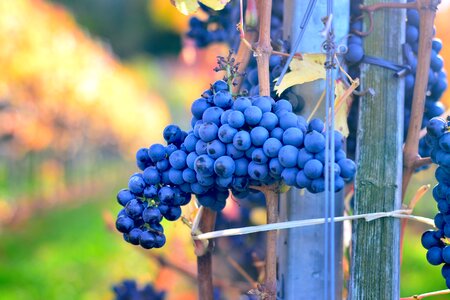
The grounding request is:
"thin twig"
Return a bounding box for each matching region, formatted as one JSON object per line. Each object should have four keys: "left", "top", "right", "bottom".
{"left": 400, "top": 289, "right": 450, "bottom": 299}
{"left": 402, "top": 0, "right": 441, "bottom": 197}
{"left": 400, "top": 184, "right": 430, "bottom": 264}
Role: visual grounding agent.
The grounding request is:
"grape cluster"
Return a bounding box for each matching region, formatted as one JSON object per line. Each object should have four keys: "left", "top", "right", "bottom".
{"left": 345, "top": 1, "right": 448, "bottom": 162}
{"left": 116, "top": 78, "right": 356, "bottom": 249}
{"left": 112, "top": 280, "right": 165, "bottom": 300}
{"left": 187, "top": 2, "right": 241, "bottom": 49}
{"left": 189, "top": 80, "right": 356, "bottom": 199}
{"left": 421, "top": 117, "right": 450, "bottom": 288}
{"left": 115, "top": 126, "right": 192, "bottom": 249}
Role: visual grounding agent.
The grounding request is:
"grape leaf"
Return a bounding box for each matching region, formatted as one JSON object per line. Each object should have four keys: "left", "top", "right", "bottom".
{"left": 171, "top": 0, "right": 230, "bottom": 15}
{"left": 274, "top": 53, "right": 326, "bottom": 96}
{"left": 334, "top": 80, "right": 357, "bottom": 137}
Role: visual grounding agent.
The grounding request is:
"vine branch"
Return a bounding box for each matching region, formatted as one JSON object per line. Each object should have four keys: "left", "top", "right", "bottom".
{"left": 400, "top": 289, "right": 450, "bottom": 299}
{"left": 255, "top": 0, "right": 273, "bottom": 97}
{"left": 402, "top": 0, "right": 441, "bottom": 197}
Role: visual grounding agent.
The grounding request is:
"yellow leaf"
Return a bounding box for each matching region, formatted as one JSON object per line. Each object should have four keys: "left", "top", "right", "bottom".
{"left": 334, "top": 79, "right": 358, "bottom": 137}
{"left": 199, "top": 0, "right": 231, "bottom": 10}
{"left": 274, "top": 53, "right": 326, "bottom": 96}
{"left": 171, "top": 0, "right": 199, "bottom": 15}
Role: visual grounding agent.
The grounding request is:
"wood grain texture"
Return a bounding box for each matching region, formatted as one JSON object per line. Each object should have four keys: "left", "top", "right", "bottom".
{"left": 349, "top": 0, "right": 405, "bottom": 298}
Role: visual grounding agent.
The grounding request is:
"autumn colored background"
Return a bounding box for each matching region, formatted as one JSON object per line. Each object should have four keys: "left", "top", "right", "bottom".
{"left": 0, "top": 1, "right": 449, "bottom": 299}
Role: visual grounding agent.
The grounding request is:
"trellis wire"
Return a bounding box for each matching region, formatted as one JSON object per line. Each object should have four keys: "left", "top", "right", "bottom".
{"left": 193, "top": 210, "right": 434, "bottom": 240}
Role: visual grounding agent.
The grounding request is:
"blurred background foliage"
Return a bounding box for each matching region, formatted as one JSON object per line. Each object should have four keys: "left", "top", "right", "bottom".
{"left": 0, "top": 0, "right": 449, "bottom": 299}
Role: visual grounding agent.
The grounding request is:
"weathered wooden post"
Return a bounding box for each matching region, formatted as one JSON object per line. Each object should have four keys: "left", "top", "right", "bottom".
{"left": 349, "top": 0, "right": 404, "bottom": 299}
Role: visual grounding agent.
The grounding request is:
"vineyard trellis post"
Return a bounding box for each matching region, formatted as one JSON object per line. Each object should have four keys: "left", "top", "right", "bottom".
{"left": 349, "top": 0, "right": 405, "bottom": 299}
{"left": 278, "top": 1, "right": 349, "bottom": 298}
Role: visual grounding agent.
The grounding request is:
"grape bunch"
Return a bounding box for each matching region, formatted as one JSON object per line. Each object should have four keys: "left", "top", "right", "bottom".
{"left": 345, "top": 1, "right": 448, "bottom": 162}
{"left": 112, "top": 280, "right": 165, "bottom": 300}
{"left": 187, "top": 1, "right": 241, "bottom": 49}
{"left": 115, "top": 126, "right": 192, "bottom": 250}
{"left": 115, "top": 76, "right": 356, "bottom": 249}
{"left": 421, "top": 117, "right": 450, "bottom": 288}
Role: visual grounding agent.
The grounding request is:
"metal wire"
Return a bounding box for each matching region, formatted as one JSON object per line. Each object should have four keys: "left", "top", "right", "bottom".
{"left": 275, "top": 0, "right": 318, "bottom": 86}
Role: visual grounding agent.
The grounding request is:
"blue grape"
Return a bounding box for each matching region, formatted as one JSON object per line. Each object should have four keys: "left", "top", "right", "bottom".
{"left": 296, "top": 170, "right": 312, "bottom": 189}
{"left": 186, "top": 152, "right": 198, "bottom": 169}
{"left": 144, "top": 185, "right": 158, "bottom": 199}
{"left": 116, "top": 216, "right": 135, "bottom": 233}
{"left": 234, "top": 158, "right": 249, "bottom": 176}
{"left": 259, "top": 112, "right": 279, "bottom": 131}
{"left": 214, "top": 90, "right": 232, "bottom": 108}
{"left": 308, "top": 118, "right": 324, "bottom": 132}
{"left": 184, "top": 133, "right": 198, "bottom": 152}
{"left": 427, "top": 247, "right": 444, "bottom": 265}
{"left": 248, "top": 162, "right": 269, "bottom": 180}
{"left": 281, "top": 167, "right": 298, "bottom": 186}
{"left": 192, "top": 98, "right": 212, "bottom": 119}
{"left": 278, "top": 145, "right": 299, "bottom": 168}
{"left": 168, "top": 168, "right": 184, "bottom": 185}
{"left": 218, "top": 124, "right": 238, "bottom": 143}
{"left": 169, "top": 150, "right": 187, "bottom": 170}
{"left": 213, "top": 80, "right": 229, "bottom": 93}
{"left": 195, "top": 140, "right": 208, "bottom": 155}
{"left": 206, "top": 139, "right": 226, "bottom": 159}
{"left": 282, "top": 127, "right": 304, "bottom": 147}
{"left": 338, "top": 158, "right": 357, "bottom": 179}
{"left": 269, "top": 158, "right": 284, "bottom": 178}
{"left": 279, "top": 112, "right": 299, "bottom": 129}
{"left": 226, "top": 143, "right": 245, "bottom": 159}
{"left": 194, "top": 154, "right": 215, "bottom": 176}
{"left": 163, "top": 206, "right": 182, "bottom": 221}
{"left": 117, "top": 189, "right": 135, "bottom": 206}
{"left": 158, "top": 187, "right": 174, "bottom": 204}
{"left": 143, "top": 167, "right": 161, "bottom": 185}
{"left": 233, "top": 131, "right": 252, "bottom": 151}
{"left": 148, "top": 144, "right": 166, "bottom": 162}
{"left": 252, "top": 148, "right": 269, "bottom": 164}
{"left": 270, "top": 127, "right": 284, "bottom": 140}
{"left": 304, "top": 131, "right": 326, "bottom": 153}
{"left": 273, "top": 99, "right": 293, "bottom": 113}
{"left": 228, "top": 110, "right": 246, "bottom": 128}
{"left": 297, "top": 148, "right": 314, "bottom": 168}
{"left": 163, "top": 125, "right": 182, "bottom": 144}
{"left": 263, "top": 137, "right": 283, "bottom": 157}
{"left": 345, "top": 44, "right": 364, "bottom": 65}
{"left": 252, "top": 96, "right": 273, "bottom": 113}
{"left": 182, "top": 168, "right": 197, "bottom": 183}
{"left": 203, "top": 107, "right": 224, "bottom": 125}
{"left": 250, "top": 126, "right": 270, "bottom": 146}
{"left": 128, "top": 175, "right": 146, "bottom": 194}
{"left": 214, "top": 156, "right": 236, "bottom": 177}
{"left": 143, "top": 207, "right": 162, "bottom": 224}
{"left": 232, "top": 97, "right": 252, "bottom": 112}
{"left": 244, "top": 106, "right": 263, "bottom": 126}
{"left": 140, "top": 231, "right": 156, "bottom": 249}
{"left": 198, "top": 122, "right": 219, "bottom": 142}
{"left": 304, "top": 159, "right": 324, "bottom": 179}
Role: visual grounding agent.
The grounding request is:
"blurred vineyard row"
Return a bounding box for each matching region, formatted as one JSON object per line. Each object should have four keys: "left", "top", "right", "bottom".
{"left": 0, "top": 0, "right": 225, "bottom": 213}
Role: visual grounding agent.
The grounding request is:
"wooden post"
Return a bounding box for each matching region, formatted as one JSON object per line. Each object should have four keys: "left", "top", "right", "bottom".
{"left": 278, "top": 1, "right": 349, "bottom": 299}
{"left": 349, "top": 0, "right": 404, "bottom": 299}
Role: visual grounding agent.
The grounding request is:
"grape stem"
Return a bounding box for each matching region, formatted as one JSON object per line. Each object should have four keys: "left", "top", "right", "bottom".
{"left": 249, "top": 185, "right": 279, "bottom": 300}
{"left": 195, "top": 207, "right": 217, "bottom": 300}
{"left": 402, "top": 0, "right": 441, "bottom": 198}
{"left": 254, "top": 1, "right": 277, "bottom": 297}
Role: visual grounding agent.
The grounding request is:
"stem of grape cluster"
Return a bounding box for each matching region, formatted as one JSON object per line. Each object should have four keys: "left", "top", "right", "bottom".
{"left": 402, "top": 0, "right": 441, "bottom": 198}
{"left": 254, "top": 1, "right": 278, "bottom": 299}
{"left": 255, "top": 0, "right": 273, "bottom": 97}
{"left": 196, "top": 207, "right": 217, "bottom": 300}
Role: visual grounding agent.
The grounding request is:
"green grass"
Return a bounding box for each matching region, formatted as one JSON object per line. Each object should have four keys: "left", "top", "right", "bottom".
{"left": 0, "top": 197, "right": 154, "bottom": 300}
